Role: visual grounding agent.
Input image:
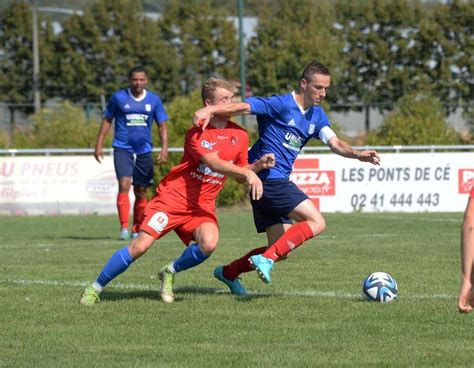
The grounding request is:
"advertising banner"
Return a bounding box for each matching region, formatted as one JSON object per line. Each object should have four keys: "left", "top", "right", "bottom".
{"left": 290, "top": 152, "right": 473, "bottom": 212}
{"left": 0, "top": 152, "right": 472, "bottom": 215}
{"left": 0, "top": 156, "right": 133, "bottom": 215}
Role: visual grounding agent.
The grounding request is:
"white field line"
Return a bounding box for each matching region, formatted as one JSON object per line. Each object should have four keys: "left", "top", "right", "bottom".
{"left": 0, "top": 277, "right": 455, "bottom": 300}
{"left": 0, "top": 233, "right": 403, "bottom": 250}
{"left": 374, "top": 215, "right": 461, "bottom": 223}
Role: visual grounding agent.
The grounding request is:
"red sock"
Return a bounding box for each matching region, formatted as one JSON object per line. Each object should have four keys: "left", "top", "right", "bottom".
{"left": 117, "top": 192, "right": 130, "bottom": 229}
{"left": 262, "top": 221, "right": 314, "bottom": 261}
{"left": 132, "top": 197, "right": 148, "bottom": 233}
{"left": 223, "top": 247, "right": 267, "bottom": 280}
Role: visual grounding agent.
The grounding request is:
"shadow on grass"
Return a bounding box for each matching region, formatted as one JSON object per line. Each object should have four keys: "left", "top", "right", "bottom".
{"left": 100, "top": 286, "right": 273, "bottom": 303}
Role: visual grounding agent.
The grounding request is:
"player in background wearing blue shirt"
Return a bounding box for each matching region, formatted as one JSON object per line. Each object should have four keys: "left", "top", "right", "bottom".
{"left": 94, "top": 66, "right": 169, "bottom": 240}
{"left": 193, "top": 61, "right": 381, "bottom": 295}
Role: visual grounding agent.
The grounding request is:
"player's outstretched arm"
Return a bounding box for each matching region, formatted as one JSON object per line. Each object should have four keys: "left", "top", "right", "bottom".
{"left": 327, "top": 136, "right": 381, "bottom": 166}
{"left": 201, "top": 152, "right": 263, "bottom": 201}
{"left": 458, "top": 195, "right": 474, "bottom": 313}
{"left": 193, "top": 102, "right": 251, "bottom": 130}
{"left": 94, "top": 118, "right": 112, "bottom": 163}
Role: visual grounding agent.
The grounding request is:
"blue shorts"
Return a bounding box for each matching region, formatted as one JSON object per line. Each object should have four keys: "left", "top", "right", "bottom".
{"left": 250, "top": 179, "right": 309, "bottom": 233}
{"left": 113, "top": 148, "right": 154, "bottom": 187}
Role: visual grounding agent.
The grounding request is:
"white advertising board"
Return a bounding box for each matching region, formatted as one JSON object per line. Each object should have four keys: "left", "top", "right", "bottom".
{"left": 290, "top": 152, "right": 473, "bottom": 212}
{"left": 0, "top": 153, "right": 472, "bottom": 215}
{"left": 0, "top": 156, "right": 134, "bottom": 215}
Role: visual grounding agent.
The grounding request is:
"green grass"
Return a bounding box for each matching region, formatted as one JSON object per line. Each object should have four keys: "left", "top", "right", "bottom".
{"left": 0, "top": 210, "right": 471, "bottom": 367}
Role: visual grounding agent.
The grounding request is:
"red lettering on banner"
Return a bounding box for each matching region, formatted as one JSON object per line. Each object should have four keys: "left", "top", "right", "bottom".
{"left": 1, "top": 162, "right": 14, "bottom": 177}
{"left": 20, "top": 162, "right": 79, "bottom": 176}
{"left": 290, "top": 157, "right": 336, "bottom": 211}
{"left": 458, "top": 169, "right": 474, "bottom": 193}
{"left": 291, "top": 171, "right": 335, "bottom": 195}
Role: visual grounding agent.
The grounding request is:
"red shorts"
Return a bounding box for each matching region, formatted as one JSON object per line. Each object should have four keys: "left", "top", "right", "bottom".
{"left": 140, "top": 197, "right": 218, "bottom": 245}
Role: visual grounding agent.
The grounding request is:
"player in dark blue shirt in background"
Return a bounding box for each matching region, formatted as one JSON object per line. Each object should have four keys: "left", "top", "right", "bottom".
{"left": 94, "top": 66, "right": 169, "bottom": 240}
{"left": 194, "top": 61, "right": 381, "bottom": 295}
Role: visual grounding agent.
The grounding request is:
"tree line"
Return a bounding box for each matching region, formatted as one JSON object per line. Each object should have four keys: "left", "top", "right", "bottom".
{"left": 0, "top": 0, "right": 472, "bottom": 144}
{"left": 1, "top": 1, "right": 472, "bottom": 111}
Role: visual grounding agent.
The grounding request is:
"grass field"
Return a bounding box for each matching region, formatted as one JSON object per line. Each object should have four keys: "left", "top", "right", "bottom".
{"left": 1, "top": 210, "right": 473, "bottom": 367}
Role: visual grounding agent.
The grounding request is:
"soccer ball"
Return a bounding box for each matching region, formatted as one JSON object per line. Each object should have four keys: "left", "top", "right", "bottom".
{"left": 362, "top": 272, "right": 398, "bottom": 303}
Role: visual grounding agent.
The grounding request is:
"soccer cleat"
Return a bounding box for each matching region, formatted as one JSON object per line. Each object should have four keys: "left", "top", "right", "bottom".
{"left": 214, "top": 266, "right": 247, "bottom": 296}
{"left": 79, "top": 285, "right": 100, "bottom": 306}
{"left": 119, "top": 228, "right": 130, "bottom": 240}
{"left": 159, "top": 266, "right": 175, "bottom": 303}
{"left": 249, "top": 255, "right": 274, "bottom": 284}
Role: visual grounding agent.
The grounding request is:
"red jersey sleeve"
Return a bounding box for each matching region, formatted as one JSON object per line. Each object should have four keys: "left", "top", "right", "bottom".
{"left": 185, "top": 128, "right": 217, "bottom": 162}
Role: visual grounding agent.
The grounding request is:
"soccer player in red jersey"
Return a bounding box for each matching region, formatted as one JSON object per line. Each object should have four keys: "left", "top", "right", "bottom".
{"left": 458, "top": 186, "right": 474, "bottom": 313}
{"left": 80, "top": 78, "right": 275, "bottom": 305}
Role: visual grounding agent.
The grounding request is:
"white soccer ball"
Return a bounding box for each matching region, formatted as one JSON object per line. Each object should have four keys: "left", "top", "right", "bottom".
{"left": 362, "top": 272, "right": 398, "bottom": 303}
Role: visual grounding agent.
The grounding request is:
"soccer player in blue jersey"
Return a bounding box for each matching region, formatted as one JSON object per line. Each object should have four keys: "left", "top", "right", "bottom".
{"left": 94, "top": 66, "right": 169, "bottom": 240}
{"left": 193, "top": 61, "right": 381, "bottom": 294}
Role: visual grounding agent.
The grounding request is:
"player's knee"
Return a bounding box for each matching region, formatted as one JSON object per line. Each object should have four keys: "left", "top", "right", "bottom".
{"left": 307, "top": 217, "right": 326, "bottom": 236}
{"left": 198, "top": 238, "right": 218, "bottom": 256}
{"left": 129, "top": 239, "right": 152, "bottom": 259}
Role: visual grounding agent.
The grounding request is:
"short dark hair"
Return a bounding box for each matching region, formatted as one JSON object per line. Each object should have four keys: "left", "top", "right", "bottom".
{"left": 301, "top": 62, "right": 330, "bottom": 81}
{"left": 128, "top": 66, "right": 147, "bottom": 79}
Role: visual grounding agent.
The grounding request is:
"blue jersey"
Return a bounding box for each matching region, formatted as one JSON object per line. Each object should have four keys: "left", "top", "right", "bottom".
{"left": 246, "top": 92, "right": 331, "bottom": 180}
{"left": 104, "top": 89, "right": 168, "bottom": 154}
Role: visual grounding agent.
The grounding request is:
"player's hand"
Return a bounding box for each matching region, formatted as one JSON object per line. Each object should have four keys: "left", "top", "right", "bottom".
{"left": 257, "top": 153, "right": 276, "bottom": 170}
{"left": 359, "top": 150, "right": 381, "bottom": 166}
{"left": 246, "top": 170, "right": 263, "bottom": 201}
{"left": 94, "top": 146, "right": 104, "bottom": 163}
{"left": 157, "top": 150, "right": 168, "bottom": 164}
{"left": 193, "top": 107, "right": 214, "bottom": 130}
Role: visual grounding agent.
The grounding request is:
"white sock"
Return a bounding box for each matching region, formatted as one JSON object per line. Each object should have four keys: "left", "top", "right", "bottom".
{"left": 92, "top": 281, "right": 103, "bottom": 292}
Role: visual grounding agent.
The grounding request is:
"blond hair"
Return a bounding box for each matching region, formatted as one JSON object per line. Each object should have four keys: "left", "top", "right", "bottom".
{"left": 201, "top": 77, "right": 236, "bottom": 103}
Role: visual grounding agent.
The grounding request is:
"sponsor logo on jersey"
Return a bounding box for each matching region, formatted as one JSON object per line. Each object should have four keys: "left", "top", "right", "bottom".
{"left": 145, "top": 104, "right": 151, "bottom": 112}
{"left": 147, "top": 212, "right": 169, "bottom": 233}
{"left": 288, "top": 119, "right": 296, "bottom": 126}
{"left": 126, "top": 113, "right": 148, "bottom": 126}
{"left": 217, "top": 135, "right": 228, "bottom": 140}
{"left": 124, "top": 104, "right": 131, "bottom": 109}
{"left": 196, "top": 162, "right": 225, "bottom": 178}
{"left": 201, "top": 140, "right": 217, "bottom": 150}
{"left": 282, "top": 132, "right": 303, "bottom": 152}
{"left": 189, "top": 162, "right": 225, "bottom": 185}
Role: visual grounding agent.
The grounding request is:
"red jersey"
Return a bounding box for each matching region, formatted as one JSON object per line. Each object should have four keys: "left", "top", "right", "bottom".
{"left": 471, "top": 187, "right": 474, "bottom": 199}
{"left": 154, "top": 121, "right": 249, "bottom": 213}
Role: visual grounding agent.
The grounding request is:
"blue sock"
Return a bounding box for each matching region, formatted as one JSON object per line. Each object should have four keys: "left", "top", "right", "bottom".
{"left": 96, "top": 246, "right": 134, "bottom": 288}
{"left": 172, "top": 243, "right": 209, "bottom": 273}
